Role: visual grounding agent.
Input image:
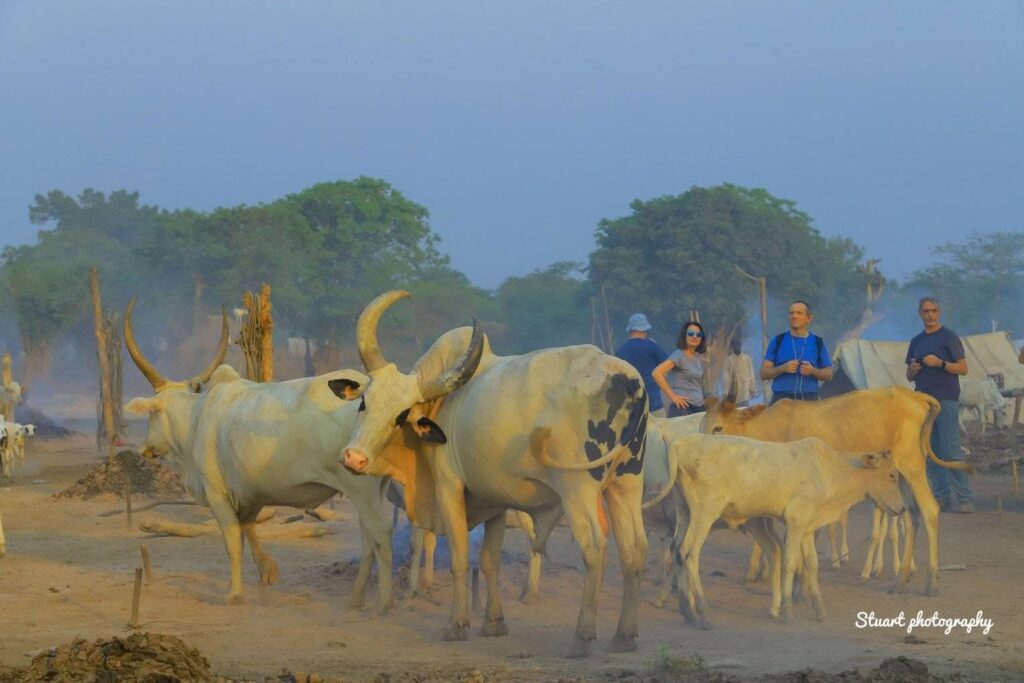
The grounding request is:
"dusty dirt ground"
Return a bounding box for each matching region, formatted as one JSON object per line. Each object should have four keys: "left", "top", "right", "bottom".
{"left": 0, "top": 427, "right": 1022, "bottom": 682}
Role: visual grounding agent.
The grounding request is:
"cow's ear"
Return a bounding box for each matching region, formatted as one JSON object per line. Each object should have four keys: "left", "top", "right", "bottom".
{"left": 328, "top": 378, "right": 363, "bottom": 401}
{"left": 743, "top": 405, "right": 767, "bottom": 420}
{"left": 860, "top": 452, "right": 882, "bottom": 468}
{"left": 413, "top": 417, "right": 448, "bottom": 444}
{"left": 705, "top": 396, "right": 720, "bottom": 411}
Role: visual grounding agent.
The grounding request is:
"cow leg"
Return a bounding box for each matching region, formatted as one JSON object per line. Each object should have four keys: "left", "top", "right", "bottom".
{"left": 241, "top": 522, "right": 279, "bottom": 586}
{"left": 780, "top": 520, "right": 808, "bottom": 623}
{"left": 605, "top": 477, "right": 648, "bottom": 652}
{"left": 408, "top": 525, "right": 424, "bottom": 597}
{"left": 826, "top": 523, "right": 840, "bottom": 570}
{"left": 897, "top": 473, "right": 939, "bottom": 596}
{"left": 668, "top": 502, "right": 698, "bottom": 625}
{"left": 801, "top": 533, "right": 827, "bottom": 621}
{"left": 561, "top": 494, "right": 607, "bottom": 658}
{"left": 745, "top": 542, "right": 765, "bottom": 583}
{"left": 348, "top": 521, "right": 375, "bottom": 610}
{"left": 208, "top": 498, "right": 245, "bottom": 604}
{"left": 838, "top": 511, "right": 850, "bottom": 566}
{"left": 746, "top": 518, "right": 782, "bottom": 619}
{"left": 679, "top": 508, "right": 715, "bottom": 631}
{"left": 887, "top": 513, "right": 901, "bottom": 578}
{"left": 860, "top": 507, "right": 880, "bottom": 580}
{"left": 479, "top": 514, "right": 509, "bottom": 637}
{"left": 349, "top": 490, "right": 394, "bottom": 615}
{"left": 436, "top": 484, "right": 472, "bottom": 641}
{"left": 516, "top": 512, "right": 541, "bottom": 604}
{"left": 423, "top": 530, "right": 437, "bottom": 588}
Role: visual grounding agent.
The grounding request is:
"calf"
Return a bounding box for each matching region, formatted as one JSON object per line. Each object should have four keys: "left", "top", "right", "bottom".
{"left": 671, "top": 434, "right": 904, "bottom": 628}
{"left": 959, "top": 377, "right": 1008, "bottom": 434}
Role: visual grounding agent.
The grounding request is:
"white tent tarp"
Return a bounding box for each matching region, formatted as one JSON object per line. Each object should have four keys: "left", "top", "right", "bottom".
{"left": 833, "top": 331, "right": 1024, "bottom": 396}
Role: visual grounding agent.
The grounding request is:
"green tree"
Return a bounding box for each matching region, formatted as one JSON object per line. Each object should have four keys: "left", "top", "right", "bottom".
{"left": 588, "top": 184, "right": 864, "bottom": 348}
{"left": 909, "top": 231, "right": 1024, "bottom": 336}
{"left": 283, "top": 177, "right": 451, "bottom": 349}
{"left": 495, "top": 262, "right": 591, "bottom": 353}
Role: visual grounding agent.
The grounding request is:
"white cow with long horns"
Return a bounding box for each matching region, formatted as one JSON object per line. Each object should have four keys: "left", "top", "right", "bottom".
{"left": 329, "top": 291, "right": 649, "bottom": 658}
{"left": 122, "top": 300, "right": 397, "bottom": 610}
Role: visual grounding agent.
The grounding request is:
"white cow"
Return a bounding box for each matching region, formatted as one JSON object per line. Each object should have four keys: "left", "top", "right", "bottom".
{"left": 959, "top": 377, "right": 1008, "bottom": 434}
{"left": 668, "top": 434, "right": 905, "bottom": 627}
{"left": 3, "top": 422, "right": 35, "bottom": 465}
{"left": 123, "top": 300, "right": 398, "bottom": 610}
{"left": 332, "top": 291, "right": 649, "bottom": 658}
{"left": 0, "top": 418, "right": 8, "bottom": 478}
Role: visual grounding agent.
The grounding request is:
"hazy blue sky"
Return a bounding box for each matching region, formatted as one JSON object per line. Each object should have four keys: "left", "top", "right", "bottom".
{"left": 1, "top": 1, "right": 1022, "bottom": 289}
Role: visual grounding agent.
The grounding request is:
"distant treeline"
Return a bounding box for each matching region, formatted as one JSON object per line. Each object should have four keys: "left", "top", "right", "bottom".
{"left": 1, "top": 178, "right": 1021, "bottom": 382}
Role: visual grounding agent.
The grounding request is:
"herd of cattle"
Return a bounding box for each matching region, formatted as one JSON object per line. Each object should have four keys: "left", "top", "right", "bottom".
{"left": 0, "top": 290, "right": 985, "bottom": 658}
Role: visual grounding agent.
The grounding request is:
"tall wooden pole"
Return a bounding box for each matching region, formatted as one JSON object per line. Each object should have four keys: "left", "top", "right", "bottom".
{"left": 258, "top": 283, "right": 274, "bottom": 382}
{"left": 735, "top": 265, "right": 768, "bottom": 357}
{"left": 90, "top": 267, "right": 116, "bottom": 452}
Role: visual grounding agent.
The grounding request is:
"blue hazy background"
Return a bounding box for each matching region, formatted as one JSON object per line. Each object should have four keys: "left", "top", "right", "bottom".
{"left": 1, "top": 1, "right": 1022, "bottom": 288}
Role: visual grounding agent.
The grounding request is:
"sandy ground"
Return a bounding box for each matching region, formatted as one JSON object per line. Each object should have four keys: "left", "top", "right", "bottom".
{"left": 0, "top": 430, "right": 1022, "bottom": 682}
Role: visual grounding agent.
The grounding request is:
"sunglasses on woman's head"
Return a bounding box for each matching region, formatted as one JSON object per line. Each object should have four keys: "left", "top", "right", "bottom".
{"left": 687, "top": 331, "right": 703, "bottom": 338}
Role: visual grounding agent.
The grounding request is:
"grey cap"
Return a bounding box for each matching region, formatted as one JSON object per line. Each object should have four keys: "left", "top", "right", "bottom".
{"left": 625, "top": 313, "right": 652, "bottom": 333}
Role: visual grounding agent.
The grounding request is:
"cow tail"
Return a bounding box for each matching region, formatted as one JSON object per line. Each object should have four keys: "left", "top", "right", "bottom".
{"left": 641, "top": 446, "right": 677, "bottom": 510}
{"left": 531, "top": 427, "right": 630, "bottom": 470}
{"left": 921, "top": 395, "right": 977, "bottom": 475}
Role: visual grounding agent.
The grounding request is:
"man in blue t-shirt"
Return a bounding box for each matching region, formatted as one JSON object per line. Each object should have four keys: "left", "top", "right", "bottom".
{"left": 761, "top": 300, "right": 833, "bottom": 404}
{"left": 615, "top": 313, "right": 669, "bottom": 416}
{"left": 906, "top": 296, "right": 972, "bottom": 513}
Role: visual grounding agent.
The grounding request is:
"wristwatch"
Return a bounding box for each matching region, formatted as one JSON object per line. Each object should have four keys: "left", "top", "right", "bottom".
{"left": 941, "top": 360, "right": 947, "bottom": 371}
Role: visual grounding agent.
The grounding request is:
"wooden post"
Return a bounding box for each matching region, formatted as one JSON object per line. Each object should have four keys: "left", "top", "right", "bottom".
{"left": 601, "top": 286, "right": 613, "bottom": 354}
{"left": 124, "top": 477, "right": 133, "bottom": 528}
{"left": 0, "top": 507, "right": 6, "bottom": 558}
{"left": 129, "top": 567, "right": 143, "bottom": 628}
{"left": 90, "top": 267, "right": 116, "bottom": 453}
{"left": 140, "top": 544, "right": 153, "bottom": 584}
{"left": 1012, "top": 460, "right": 1019, "bottom": 495}
{"left": 258, "top": 283, "right": 274, "bottom": 382}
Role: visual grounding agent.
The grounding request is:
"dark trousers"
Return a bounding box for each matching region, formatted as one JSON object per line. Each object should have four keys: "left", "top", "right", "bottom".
{"left": 769, "top": 391, "right": 820, "bottom": 406}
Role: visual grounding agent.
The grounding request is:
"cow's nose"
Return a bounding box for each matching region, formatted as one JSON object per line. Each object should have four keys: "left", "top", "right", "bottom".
{"left": 344, "top": 448, "right": 368, "bottom": 473}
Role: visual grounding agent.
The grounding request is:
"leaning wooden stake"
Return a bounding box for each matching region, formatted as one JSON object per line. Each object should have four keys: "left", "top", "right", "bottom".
{"left": 140, "top": 544, "right": 153, "bottom": 584}
{"left": 90, "top": 267, "right": 116, "bottom": 453}
{"left": 1012, "top": 460, "right": 1019, "bottom": 495}
{"left": 124, "top": 478, "right": 133, "bottom": 528}
{"left": 129, "top": 567, "right": 143, "bottom": 628}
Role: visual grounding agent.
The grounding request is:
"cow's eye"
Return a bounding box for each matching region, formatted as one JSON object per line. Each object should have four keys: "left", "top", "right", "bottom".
{"left": 712, "top": 426, "right": 724, "bottom": 434}
{"left": 395, "top": 408, "right": 411, "bottom": 426}
{"left": 358, "top": 399, "right": 366, "bottom": 412}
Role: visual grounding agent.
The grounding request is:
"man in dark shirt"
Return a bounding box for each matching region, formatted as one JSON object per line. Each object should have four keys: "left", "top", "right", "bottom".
{"left": 615, "top": 313, "right": 669, "bottom": 417}
{"left": 906, "top": 296, "right": 972, "bottom": 513}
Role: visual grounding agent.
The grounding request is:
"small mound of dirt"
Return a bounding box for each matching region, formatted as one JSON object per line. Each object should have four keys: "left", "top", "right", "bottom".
{"left": 53, "top": 450, "right": 186, "bottom": 500}
{"left": 0, "top": 632, "right": 213, "bottom": 682}
{"left": 762, "top": 656, "right": 949, "bottom": 683}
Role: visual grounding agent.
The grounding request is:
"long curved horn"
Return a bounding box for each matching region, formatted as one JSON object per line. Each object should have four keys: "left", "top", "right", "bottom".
{"left": 193, "top": 307, "right": 230, "bottom": 385}
{"left": 725, "top": 373, "right": 738, "bottom": 405}
{"left": 124, "top": 298, "right": 169, "bottom": 390}
{"left": 419, "top": 320, "right": 485, "bottom": 401}
{"left": 356, "top": 290, "right": 410, "bottom": 372}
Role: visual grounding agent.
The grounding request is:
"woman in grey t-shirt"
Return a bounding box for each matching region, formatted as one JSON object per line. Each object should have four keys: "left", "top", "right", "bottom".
{"left": 652, "top": 320, "right": 709, "bottom": 417}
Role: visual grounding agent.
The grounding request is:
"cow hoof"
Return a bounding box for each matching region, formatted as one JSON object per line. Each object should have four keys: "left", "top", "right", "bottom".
{"left": 347, "top": 597, "right": 365, "bottom": 610}
{"left": 442, "top": 624, "right": 469, "bottom": 641}
{"left": 606, "top": 635, "right": 637, "bottom": 653}
{"left": 376, "top": 602, "right": 391, "bottom": 617}
{"left": 564, "top": 637, "right": 592, "bottom": 659}
{"left": 768, "top": 608, "right": 780, "bottom": 620}
{"left": 480, "top": 619, "right": 508, "bottom": 637}
{"left": 519, "top": 591, "right": 540, "bottom": 605}
{"left": 699, "top": 619, "right": 714, "bottom": 631}
{"left": 924, "top": 584, "right": 938, "bottom": 598}
{"left": 260, "top": 560, "right": 280, "bottom": 586}
{"left": 225, "top": 593, "right": 244, "bottom": 605}
{"left": 816, "top": 611, "right": 828, "bottom": 622}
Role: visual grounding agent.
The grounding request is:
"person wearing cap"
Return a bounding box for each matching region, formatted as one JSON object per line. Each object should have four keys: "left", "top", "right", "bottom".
{"left": 652, "top": 320, "right": 711, "bottom": 417}
{"left": 615, "top": 313, "right": 669, "bottom": 417}
{"left": 721, "top": 337, "right": 758, "bottom": 407}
